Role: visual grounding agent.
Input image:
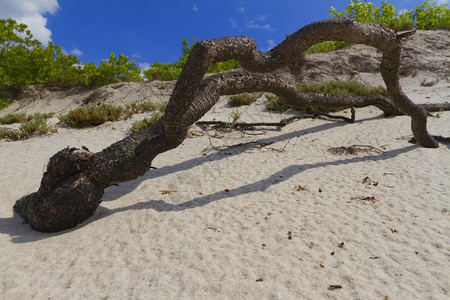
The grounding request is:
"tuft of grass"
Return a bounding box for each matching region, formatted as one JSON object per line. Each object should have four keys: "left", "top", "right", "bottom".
{"left": 228, "top": 93, "right": 261, "bottom": 107}
{"left": 124, "top": 101, "right": 167, "bottom": 113}
{"left": 265, "top": 93, "right": 291, "bottom": 112}
{"left": 0, "top": 128, "right": 21, "bottom": 140}
{"left": 0, "top": 112, "right": 57, "bottom": 140}
{"left": 0, "top": 112, "right": 28, "bottom": 124}
{"left": 20, "top": 113, "right": 57, "bottom": 137}
{"left": 228, "top": 108, "right": 242, "bottom": 128}
{"left": 296, "top": 80, "right": 387, "bottom": 96}
{"left": 265, "top": 80, "right": 388, "bottom": 113}
{"left": 123, "top": 101, "right": 167, "bottom": 118}
{"left": 60, "top": 103, "right": 123, "bottom": 128}
{"left": 131, "top": 112, "right": 163, "bottom": 133}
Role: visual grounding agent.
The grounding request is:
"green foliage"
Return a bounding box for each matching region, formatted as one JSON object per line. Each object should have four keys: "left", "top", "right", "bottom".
{"left": 0, "top": 111, "right": 54, "bottom": 124}
{"left": 0, "top": 18, "right": 143, "bottom": 104}
{"left": 124, "top": 100, "right": 166, "bottom": 113}
{"left": 306, "top": 0, "right": 450, "bottom": 53}
{"left": 0, "top": 128, "right": 20, "bottom": 140}
{"left": 59, "top": 103, "right": 123, "bottom": 128}
{"left": 296, "top": 80, "right": 388, "bottom": 96}
{"left": 144, "top": 38, "right": 240, "bottom": 81}
{"left": 0, "top": 19, "right": 83, "bottom": 91}
{"left": 19, "top": 112, "right": 57, "bottom": 137}
{"left": 265, "top": 80, "right": 388, "bottom": 112}
{"left": 82, "top": 53, "right": 143, "bottom": 88}
{"left": 228, "top": 93, "right": 261, "bottom": 107}
{"left": 228, "top": 108, "right": 242, "bottom": 128}
{"left": 131, "top": 112, "right": 163, "bottom": 132}
{"left": 0, "top": 112, "right": 28, "bottom": 124}
{"left": 0, "top": 98, "right": 9, "bottom": 110}
{"left": 265, "top": 93, "right": 291, "bottom": 112}
{"left": 0, "top": 112, "right": 56, "bottom": 140}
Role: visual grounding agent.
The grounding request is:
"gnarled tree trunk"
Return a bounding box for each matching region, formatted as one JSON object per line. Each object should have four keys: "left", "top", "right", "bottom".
{"left": 14, "top": 18, "right": 443, "bottom": 232}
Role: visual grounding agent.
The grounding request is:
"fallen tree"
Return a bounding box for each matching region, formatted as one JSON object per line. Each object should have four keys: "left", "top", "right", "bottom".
{"left": 14, "top": 18, "right": 448, "bottom": 232}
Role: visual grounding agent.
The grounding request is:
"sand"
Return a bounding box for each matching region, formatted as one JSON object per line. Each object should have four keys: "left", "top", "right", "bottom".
{"left": 1, "top": 31, "right": 449, "bottom": 299}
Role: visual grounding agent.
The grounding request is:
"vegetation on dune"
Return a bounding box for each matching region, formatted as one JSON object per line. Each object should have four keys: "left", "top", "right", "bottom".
{"left": 306, "top": 0, "right": 449, "bottom": 53}
{"left": 0, "top": 112, "right": 56, "bottom": 140}
{"left": 0, "top": 18, "right": 143, "bottom": 108}
{"left": 143, "top": 38, "right": 240, "bottom": 81}
{"left": 58, "top": 101, "right": 167, "bottom": 129}
{"left": 227, "top": 93, "right": 262, "bottom": 107}
{"left": 265, "top": 80, "right": 388, "bottom": 113}
{"left": 59, "top": 103, "right": 123, "bottom": 128}
{"left": 0, "top": 0, "right": 448, "bottom": 111}
{"left": 130, "top": 112, "right": 164, "bottom": 133}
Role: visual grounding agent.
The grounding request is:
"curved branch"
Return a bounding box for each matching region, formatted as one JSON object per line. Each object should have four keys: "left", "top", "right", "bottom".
{"left": 14, "top": 18, "right": 443, "bottom": 232}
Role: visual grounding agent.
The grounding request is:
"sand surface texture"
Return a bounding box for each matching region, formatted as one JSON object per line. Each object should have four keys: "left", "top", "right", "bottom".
{"left": 1, "top": 30, "right": 449, "bottom": 299}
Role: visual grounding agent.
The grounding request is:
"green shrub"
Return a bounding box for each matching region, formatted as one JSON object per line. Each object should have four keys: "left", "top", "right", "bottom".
{"left": 82, "top": 53, "right": 142, "bottom": 88}
{"left": 0, "top": 128, "right": 20, "bottom": 140}
{"left": 0, "top": 97, "right": 9, "bottom": 110}
{"left": 0, "top": 18, "right": 143, "bottom": 98}
{"left": 0, "top": 112, "right": 28, "bottom": 124}
{"left": 60, "top": 103, "right": 123, "bottom": 128}
{"left": 296, "top": 80, "right": 388, "bottom": 96}
{"left": 124, "top": 101, "right": 167, "bottom": 114}
{"left": 131, "top": 112, "right": 163, "bottom": 133}
{"left": 0, "top": 112, "right": 57, "bottom": 140}
{"left": 144, "top": 38, "right": 240, "bottom": 81}
{"left": 0, "top": 112, "right": 54, "bottom": 124}
{"left": 19, "top": 113, "right": 57, "bottom": 137}
{"left": 265, "top": 93, "right": 291, "bottom": 112}
{"left": 265, "top": 80, "right": 388, "bottom": 112}
{"left": 306, "top": 0, "right": 450, "bottom": 53}
{"left": 228, "top": 93, "right": 261, "bottom": 107}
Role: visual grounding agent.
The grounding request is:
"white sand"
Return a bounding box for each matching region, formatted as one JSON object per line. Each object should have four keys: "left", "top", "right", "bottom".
{"left": 0, "top": 76, "right": 449, "bottom": 299}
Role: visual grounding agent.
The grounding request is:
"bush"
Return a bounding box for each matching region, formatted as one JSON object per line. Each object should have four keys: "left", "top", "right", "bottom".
{"left": 265, "top": 80, "right": 388, "bottom": 112}
{"left": 265, "top": 94, "right": 291, "bottom": 112}
{"left": 306, "top": 0, "right": 450, "bottom": 53}
{"left": 0, "top": 18, "right": 143, "bottom": 102}
{"left": 228, "top": 93, "right": 261, "bottom": 107}
{"left": 144, "top": 38, "right": 240, "bottom": 81}
{"left": 0, "top": 112, "right": 28, "bottom": 124}
{"left": 20, "top": 113, "right": 57, "bottom": 137}
{"left": 131, "top": 112, "right": 163, "bottom": 133}
{"left": 82, "top": 53, "right": 143, "bottom": 88}
{"left": 60, "top": 103, "right": 123, "bottom": 128}
{"left": 0, "top": 112, "right": 56, "bottom": 140}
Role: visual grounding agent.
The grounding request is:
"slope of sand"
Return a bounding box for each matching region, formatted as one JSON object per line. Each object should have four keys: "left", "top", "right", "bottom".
{"left": 0, "top": 31, "right": 449, "bottom": 299}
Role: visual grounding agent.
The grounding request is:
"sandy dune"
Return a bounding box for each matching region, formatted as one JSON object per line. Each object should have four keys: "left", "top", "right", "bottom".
{"left": 0, "top": 30, "right": 449, "bottom": 299}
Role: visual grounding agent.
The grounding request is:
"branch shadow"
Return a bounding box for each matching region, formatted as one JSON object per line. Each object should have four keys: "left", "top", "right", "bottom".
{"left": 1, "top": 120, "right": 418, "bottom": 243}
{"left": 98, "top": 144, "right": 416, "bottom": 213}
{"left": 103, "top": 120, "right": 347, "bottom": 202}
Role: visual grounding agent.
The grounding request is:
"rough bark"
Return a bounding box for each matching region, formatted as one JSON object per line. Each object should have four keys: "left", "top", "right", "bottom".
{"left": 14, "top": 18, "right": 444, "bottom": 232}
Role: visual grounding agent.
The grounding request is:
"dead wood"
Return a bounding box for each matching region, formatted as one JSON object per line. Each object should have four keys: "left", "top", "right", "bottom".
{"left": 13, "top": 18, "right": 448, "bottom": 232}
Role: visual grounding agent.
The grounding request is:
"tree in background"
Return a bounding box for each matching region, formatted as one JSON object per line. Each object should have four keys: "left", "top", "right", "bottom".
{"left": 0, "top": 18, "right": 143, "bottom": 106}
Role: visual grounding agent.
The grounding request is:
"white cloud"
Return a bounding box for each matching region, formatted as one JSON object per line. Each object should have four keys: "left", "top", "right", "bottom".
{"left": 138, "top": 62, "right": 151, "bottom": 70}
{"left": 229, "top": 18, "right": 239, "bottom": 30}
{"left": 245, "top": 16, "right": 275, "bottom": 31}
{"left": 266, "top": 39, "right": 275, "bottom": 50}
{"left": 436, "top": 0, "right": 448, "bottom": 4}
{"left": 70, "top": 48, "right": 82, "bottom": 56}
{"left": 0, "top": 0, "right": 59, "bottom": 45}
{"left": 192, "top": 3, "right": 198, "bottom": 12}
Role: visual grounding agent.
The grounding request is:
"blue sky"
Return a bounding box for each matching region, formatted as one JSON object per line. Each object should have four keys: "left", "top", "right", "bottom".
{"left": 0, "top": 0, "right": 447, "bottom": 70}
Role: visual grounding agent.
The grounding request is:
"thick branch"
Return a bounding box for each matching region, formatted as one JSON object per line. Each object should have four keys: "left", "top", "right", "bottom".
{"left": 14, "top": 18, "right": 445, "bottom": 232}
